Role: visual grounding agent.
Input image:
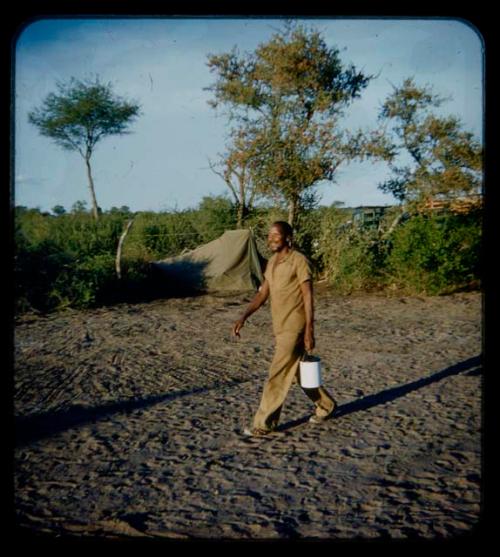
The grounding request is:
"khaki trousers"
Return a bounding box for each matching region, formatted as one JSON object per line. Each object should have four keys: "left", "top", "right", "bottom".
{"left": 252, "top": 330, "right": 336, "bottom": 431}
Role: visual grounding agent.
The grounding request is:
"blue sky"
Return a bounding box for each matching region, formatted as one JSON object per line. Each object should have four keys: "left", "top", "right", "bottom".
{"left": 14, "top": 17, "right": 484, "bottom": 213}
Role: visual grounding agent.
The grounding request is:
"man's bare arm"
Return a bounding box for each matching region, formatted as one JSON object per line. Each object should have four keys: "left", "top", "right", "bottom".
{"left": 232, "top": 280, "right": 270, "bottom": 337}
{"left": 300, "top": 279, "right": 315, "bottom": 352}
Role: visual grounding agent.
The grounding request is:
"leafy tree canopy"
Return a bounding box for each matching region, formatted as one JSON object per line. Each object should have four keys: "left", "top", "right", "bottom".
{"left": 28, "top": 76, "right": 140, "bottom": 157}
{"left": 206, "top": 23, "right": 373, "bottom": 226}
{"left": 376, "top": 78, "right": 483, "bottom": 206}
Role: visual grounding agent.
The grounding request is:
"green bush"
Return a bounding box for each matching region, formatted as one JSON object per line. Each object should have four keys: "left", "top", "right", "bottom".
{"left": 293, "top": 206, "right": 324, "bottom": 272}
{"left": 314, "top": 206, "right": 481, "bottom": 295}
{"left": 125, "top": 211, "right": 201, "bottom": 260}
{"left": 47, "top": 212, "right": 125, "bottom": 256}
{"left": 15, "top": 208, "right": 130, "bottom": 312}
{"left": 191, "top": 195, "right": 237, "bottom": 243}
{"left": 15, "top": 236, "right": 72, "bottom": 312}
{"left": 49, "top": 253, "right": 118, "bottom": 309}
{"left": 14, "top": 196, "right": 241, "bottom": 313}
{"left": 313, "top": 205, "right": 384, "bottom": 292}
{"left": 386, "top": 211, "right": 482, "bottom": 294}
{"left": 14, "top": 200, "right": 482, "bottom": 314}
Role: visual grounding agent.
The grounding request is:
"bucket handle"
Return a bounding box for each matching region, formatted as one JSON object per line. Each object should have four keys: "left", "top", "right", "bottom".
{"left": 301, "top": 350, "right": 318, "bottom": 363}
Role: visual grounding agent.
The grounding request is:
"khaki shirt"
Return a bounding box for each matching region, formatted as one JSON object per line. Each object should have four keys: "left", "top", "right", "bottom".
{"left": 264, "top": 249, "right": 312, "bottom": 334}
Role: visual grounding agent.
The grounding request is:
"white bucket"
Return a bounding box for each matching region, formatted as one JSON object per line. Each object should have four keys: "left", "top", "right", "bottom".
{"left": 299, "top": 355, "right": 322, "bottom": 388}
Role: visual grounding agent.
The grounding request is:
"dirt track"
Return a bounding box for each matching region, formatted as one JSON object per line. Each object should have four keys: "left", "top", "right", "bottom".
{"left": 14, "top": 289, "right": 482, "bottom": 539}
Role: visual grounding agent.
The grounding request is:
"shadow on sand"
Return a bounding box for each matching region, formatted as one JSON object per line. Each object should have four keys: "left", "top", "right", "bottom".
{"left": 15, "top": 355, "right": 481, "bottom": 446}
{"left": 15, "top": 377, "right": 248, "bottom": 448}
{"left": 277, "top": 354, "right": 482, "bottom": 432}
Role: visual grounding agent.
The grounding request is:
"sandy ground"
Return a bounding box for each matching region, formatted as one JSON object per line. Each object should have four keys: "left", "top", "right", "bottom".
{"left": 13, "top": 288, "right": 482, "bottom": 540}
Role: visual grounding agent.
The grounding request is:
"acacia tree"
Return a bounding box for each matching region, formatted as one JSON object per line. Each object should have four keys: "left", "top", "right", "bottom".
{"left": 28, "top": 76, "right": 140, "bottom": 220}
{"left": 206, "top": 24, "right": 372, "bottom": 227}
{"left": 376, "top": 78, "right": 483, "bottom": 208}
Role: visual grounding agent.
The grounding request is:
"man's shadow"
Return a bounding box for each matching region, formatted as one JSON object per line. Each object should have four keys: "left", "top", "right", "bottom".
{"left": 14, "top": 377, "right": 249, "bottom": 448}
{"left": 278, "top": 354, "right": 482, "bottom": 432}
{"left": 15, "top": 355, "right": 481, "bottom": 445}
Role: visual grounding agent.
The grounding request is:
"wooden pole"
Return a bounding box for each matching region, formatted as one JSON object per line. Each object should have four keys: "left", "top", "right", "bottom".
{"left": 116, "top": 218, "right": 134, "bottom": 279}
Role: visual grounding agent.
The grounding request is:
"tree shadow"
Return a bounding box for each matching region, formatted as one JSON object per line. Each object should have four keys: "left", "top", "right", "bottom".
{"left": 15, "top": 377, "right": 247, "bottom": 448}
{"left": 15, "top": 355, "right": 482, "bottom": 445}
{"left": 278, "top": 355, "right": 482, "bottom": 432}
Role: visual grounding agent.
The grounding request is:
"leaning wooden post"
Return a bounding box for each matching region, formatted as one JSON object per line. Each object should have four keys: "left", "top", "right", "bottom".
{"left": 116, "top": 218, "right": 135, "bottom": 279}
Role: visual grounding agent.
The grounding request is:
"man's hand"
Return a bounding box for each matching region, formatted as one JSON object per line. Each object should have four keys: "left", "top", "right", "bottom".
{"left": 304, "top": 324, "right": 315, "bottom": 353}
{"left": 233, "top": 317, "right": 246, "bottom": 338}
{"left": 231, "top": 280, "right": 269, "bottom": 340}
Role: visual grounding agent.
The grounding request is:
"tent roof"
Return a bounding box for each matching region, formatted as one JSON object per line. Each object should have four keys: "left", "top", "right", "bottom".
{"left": 152, "top": 229, "right": 265, "bottom": 292}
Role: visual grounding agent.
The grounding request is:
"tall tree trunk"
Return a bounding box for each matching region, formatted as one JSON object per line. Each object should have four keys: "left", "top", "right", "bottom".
{"left": 237, "top": 203, "right": 244, "bottom": 229}
{"left": 237, "top": 172, "right": 247, "bottom": 229}
{"left": 85, "top": 156, "right": 100, "bottom": 220}
{"left": 288, "top": 196, "right": 298, "bottom": 228}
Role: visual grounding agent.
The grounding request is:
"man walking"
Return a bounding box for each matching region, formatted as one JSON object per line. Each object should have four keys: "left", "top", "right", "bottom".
{"left": 232, "top": 221, "right": 336, "bottom": 436}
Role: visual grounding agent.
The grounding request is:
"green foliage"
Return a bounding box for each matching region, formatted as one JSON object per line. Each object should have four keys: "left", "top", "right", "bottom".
{"left": 109, "top": 205, "right": 132, "bottom": 215}
{"left": 71, "top": 200, "right": 89, "bottom": 214}
{"left": 15, "top": 209, "right": 126, "bottom": 312}
{"left": 315, "top": 205, "right": 386, "bottom": 293}
{"left": 50, "top": 253, "right": 118, "bottom": 309}
{"left": 15, "top": 236, "right": 72, "bottom": 312}
{"left": 42, "top": 212, "right": 124, "bottom": 257}
{"left": 14, "top": 195, "right": 240, "bottom": 312}
{"left": 206, "top": 23, "right": 372, "bottom": 226}
{"left": 376, "top": 78, "right": 483, "bottom": 204}
{"left": 315, "top": 205, "right": 481, "bottom": 295}
{"left": 289, "top": 195, "right": 327, "bottom": 270}
{"left": 125, "top": 210, "right": 201, "bottom": 260}
{"left": 386, "top": 211, "right": 482, "bottom": 294}
{"left": 14, "top": 197, "right": 481, "bottom": 314}
{"left": 28, "top": 76, "right": 140, "bottom": 154}
{"left": 191, "top": 195, "right": 238, "bottom": 242}
{"left": 52, "top": 205, "right": 66, "bottom": 216}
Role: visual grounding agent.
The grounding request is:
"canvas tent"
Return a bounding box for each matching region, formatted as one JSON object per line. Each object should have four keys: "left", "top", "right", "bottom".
{"left": 151, "top": 229, "right": 266, "bottom": 293}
